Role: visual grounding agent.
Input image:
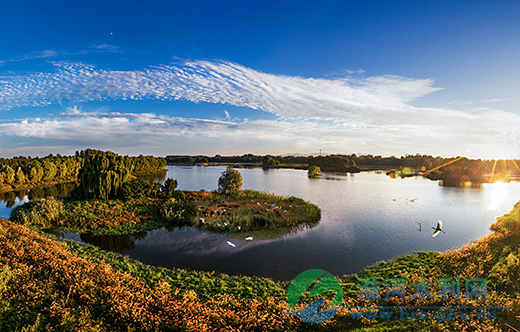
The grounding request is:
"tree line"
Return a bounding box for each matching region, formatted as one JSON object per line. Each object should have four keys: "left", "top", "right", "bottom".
{"left": 166, "top": 154, "right": 309, "bottom": 165}
{"left": 0, "top": 150, "right": 167, "bottom": 190}
{"left": 166, "top": 153, "right": 520, "bottom": 182}
{"left": 0, "top": 155, "right": 82, "bottom": 189}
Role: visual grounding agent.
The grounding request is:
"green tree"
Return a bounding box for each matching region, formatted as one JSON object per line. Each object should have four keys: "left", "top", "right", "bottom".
{"left": 161, "top": 178, "right": 178, "bottom": 197}
{"left": 0, "top": 165, "right": 15, "bottom": 184}
{"left": 217, "top": 165, "right": 242, "bottom": 195}
{"left": 28, "top": 162, "right": 44, "bottom": 182}
{"left": 262, "top": 155, "right": 280, "bottom": 168}
{"left": 42, "top": 160, "right": 57, "bottom": 180}
{"left": 55, "top": 160, "right": 68, "bottom": 178}
{"left": 78, "top": 151, "right": 132, "bottom": 200}
{"left": 15, "top": 168, "right": 26, "bottom": 184}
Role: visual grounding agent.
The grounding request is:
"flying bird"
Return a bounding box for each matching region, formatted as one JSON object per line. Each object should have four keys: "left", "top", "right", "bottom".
{"left": 432, "top": 220, "right": 445, "bottom": 237}
{"left": 226, "top": 241, "right": 236, "bottom": 247}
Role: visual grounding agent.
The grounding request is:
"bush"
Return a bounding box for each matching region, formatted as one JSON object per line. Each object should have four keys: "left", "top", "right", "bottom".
{"left": 121, "top": 178, "right": 150, "bottom": 200}
{"left": 308, "top": 165, "right": 321, "bottom": 177}
{"left": 161, "top": 178, "right": 178, "bottom": 197}
{"left": 10, "top": 197, "right": 65, "bottom": 226}
{"left": 161, "top": 199, "right": 194, "bottom": 223}
{"left": 217, "top": 166, "right": 242, "bottom": 196}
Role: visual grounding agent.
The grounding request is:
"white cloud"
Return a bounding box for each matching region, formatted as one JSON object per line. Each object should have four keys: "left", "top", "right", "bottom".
{"left": 0, "top": 59, "right": 441, "bottom": 123}
{"left": 89, "top": 44, "right": 121, "bottom": 52}
{"left": 0, "top": 110, "right": 518, "bottom": 159}
{"left": 0, "top": 59, "right": 519, "bottom": 158}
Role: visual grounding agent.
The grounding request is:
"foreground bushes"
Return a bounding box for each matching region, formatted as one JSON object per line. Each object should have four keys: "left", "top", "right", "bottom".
{"left": 0, "top": 218, "right": 299, "bottom": 331}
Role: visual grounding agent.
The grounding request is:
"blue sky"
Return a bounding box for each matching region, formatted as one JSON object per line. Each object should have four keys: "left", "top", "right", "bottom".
{"left": 1, "top": 0, "right": 519, "bottom": 158}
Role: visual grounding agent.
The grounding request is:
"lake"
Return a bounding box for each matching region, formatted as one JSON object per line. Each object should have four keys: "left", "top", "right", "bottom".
{"left": 2, "top": 166, "right": 520, "bottom": 281}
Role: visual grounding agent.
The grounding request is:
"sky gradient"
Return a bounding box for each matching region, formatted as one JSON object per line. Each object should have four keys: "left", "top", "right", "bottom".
{"left": 1, "top": 0, "right": 519, "bottom": 159}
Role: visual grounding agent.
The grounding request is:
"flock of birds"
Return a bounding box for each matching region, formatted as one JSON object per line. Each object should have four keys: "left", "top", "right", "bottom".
{"left": 226, "top": 236, "right": 254, "bottom": 248}
{"left": 393, "top": 197, "right": 446, "bottom": 237}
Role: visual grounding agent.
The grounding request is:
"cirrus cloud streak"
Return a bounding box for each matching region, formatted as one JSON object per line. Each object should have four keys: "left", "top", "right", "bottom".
{"left": 0, "top": 59, "right": 441, "bottom": 122}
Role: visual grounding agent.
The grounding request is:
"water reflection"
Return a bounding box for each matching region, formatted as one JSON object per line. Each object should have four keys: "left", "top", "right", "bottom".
{"left": 0, "top": 182, "right": 77, "bottom": 211}
{"left": 52, "top": 217, "right": 319, "bottom": 253}
{"left": 80, "top": 232, "right": 148, "bottom": 252}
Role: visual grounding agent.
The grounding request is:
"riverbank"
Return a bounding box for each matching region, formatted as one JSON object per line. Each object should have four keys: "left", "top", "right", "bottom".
{"left": 1, "top": 200, "right": 519, "bottom": 330}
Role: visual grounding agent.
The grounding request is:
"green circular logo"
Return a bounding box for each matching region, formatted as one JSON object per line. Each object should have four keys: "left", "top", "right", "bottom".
{"left": 285, "top": 269, "right": 343, "bottom": 323}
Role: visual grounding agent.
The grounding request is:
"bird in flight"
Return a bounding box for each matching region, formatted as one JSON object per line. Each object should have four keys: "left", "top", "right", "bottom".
{"left": 432, "top": 220, "right": 445, "bottom": 237}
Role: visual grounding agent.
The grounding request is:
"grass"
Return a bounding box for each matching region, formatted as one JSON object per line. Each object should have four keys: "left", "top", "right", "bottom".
{"left": 181, "top": 190, "right": 321, "bottom": 238}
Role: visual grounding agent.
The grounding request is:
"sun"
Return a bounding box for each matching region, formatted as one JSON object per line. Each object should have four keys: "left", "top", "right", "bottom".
{"left": 484, "top": 181, "right": 509, "bottom": 211}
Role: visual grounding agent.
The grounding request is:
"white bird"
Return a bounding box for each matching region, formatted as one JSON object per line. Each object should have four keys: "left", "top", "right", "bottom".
{"left": 199, "top": 218, "right": 206, "bottom": 224}
{"left": 245, "top": 236, "right": 253, "bottom": 241}
{"left": 226, "top": 241, "right": 236, "bottom": 247}
{"left": 432, "top": 220, "right": 445, "bottom": 237}
{"left": 237, "top": 226, "right": 241, "bottom": 230}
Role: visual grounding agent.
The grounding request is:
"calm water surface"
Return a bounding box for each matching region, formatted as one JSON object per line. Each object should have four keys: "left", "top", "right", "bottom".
{"left": 3, "top": 166, "right": 520, "bottom": 281}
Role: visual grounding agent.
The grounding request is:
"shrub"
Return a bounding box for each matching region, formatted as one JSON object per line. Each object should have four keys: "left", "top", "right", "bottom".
{"left": 121, "top": 178, "right": 150, "bottom": 200}
{"left": 161, "top": 199, "right": 194, "bottom": 223}
{"left": 10, "top": 197, "right": 65, "bottom": 226}
{"left": 161, "top": 178, "right": 178, "bottom": 197}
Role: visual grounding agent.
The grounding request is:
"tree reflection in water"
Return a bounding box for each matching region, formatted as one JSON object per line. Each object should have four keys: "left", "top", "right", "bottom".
{"left": 79, "top": 231, "right": 149, "bottom": 253}
{"left": 0, "top": 182, "right": 77, "bottom": 209}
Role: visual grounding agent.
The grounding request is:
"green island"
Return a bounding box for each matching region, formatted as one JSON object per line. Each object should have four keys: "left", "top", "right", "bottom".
{"left": 9, "top": 151, "right": 320, "bottom": 238}
{"left": 1, "top": 151, "right": 520, "bottom": 331}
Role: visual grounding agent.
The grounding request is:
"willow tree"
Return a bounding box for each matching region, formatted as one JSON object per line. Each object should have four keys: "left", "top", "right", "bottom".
{"left": 78, "top": 151, "right": 133, "bottom": 200}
